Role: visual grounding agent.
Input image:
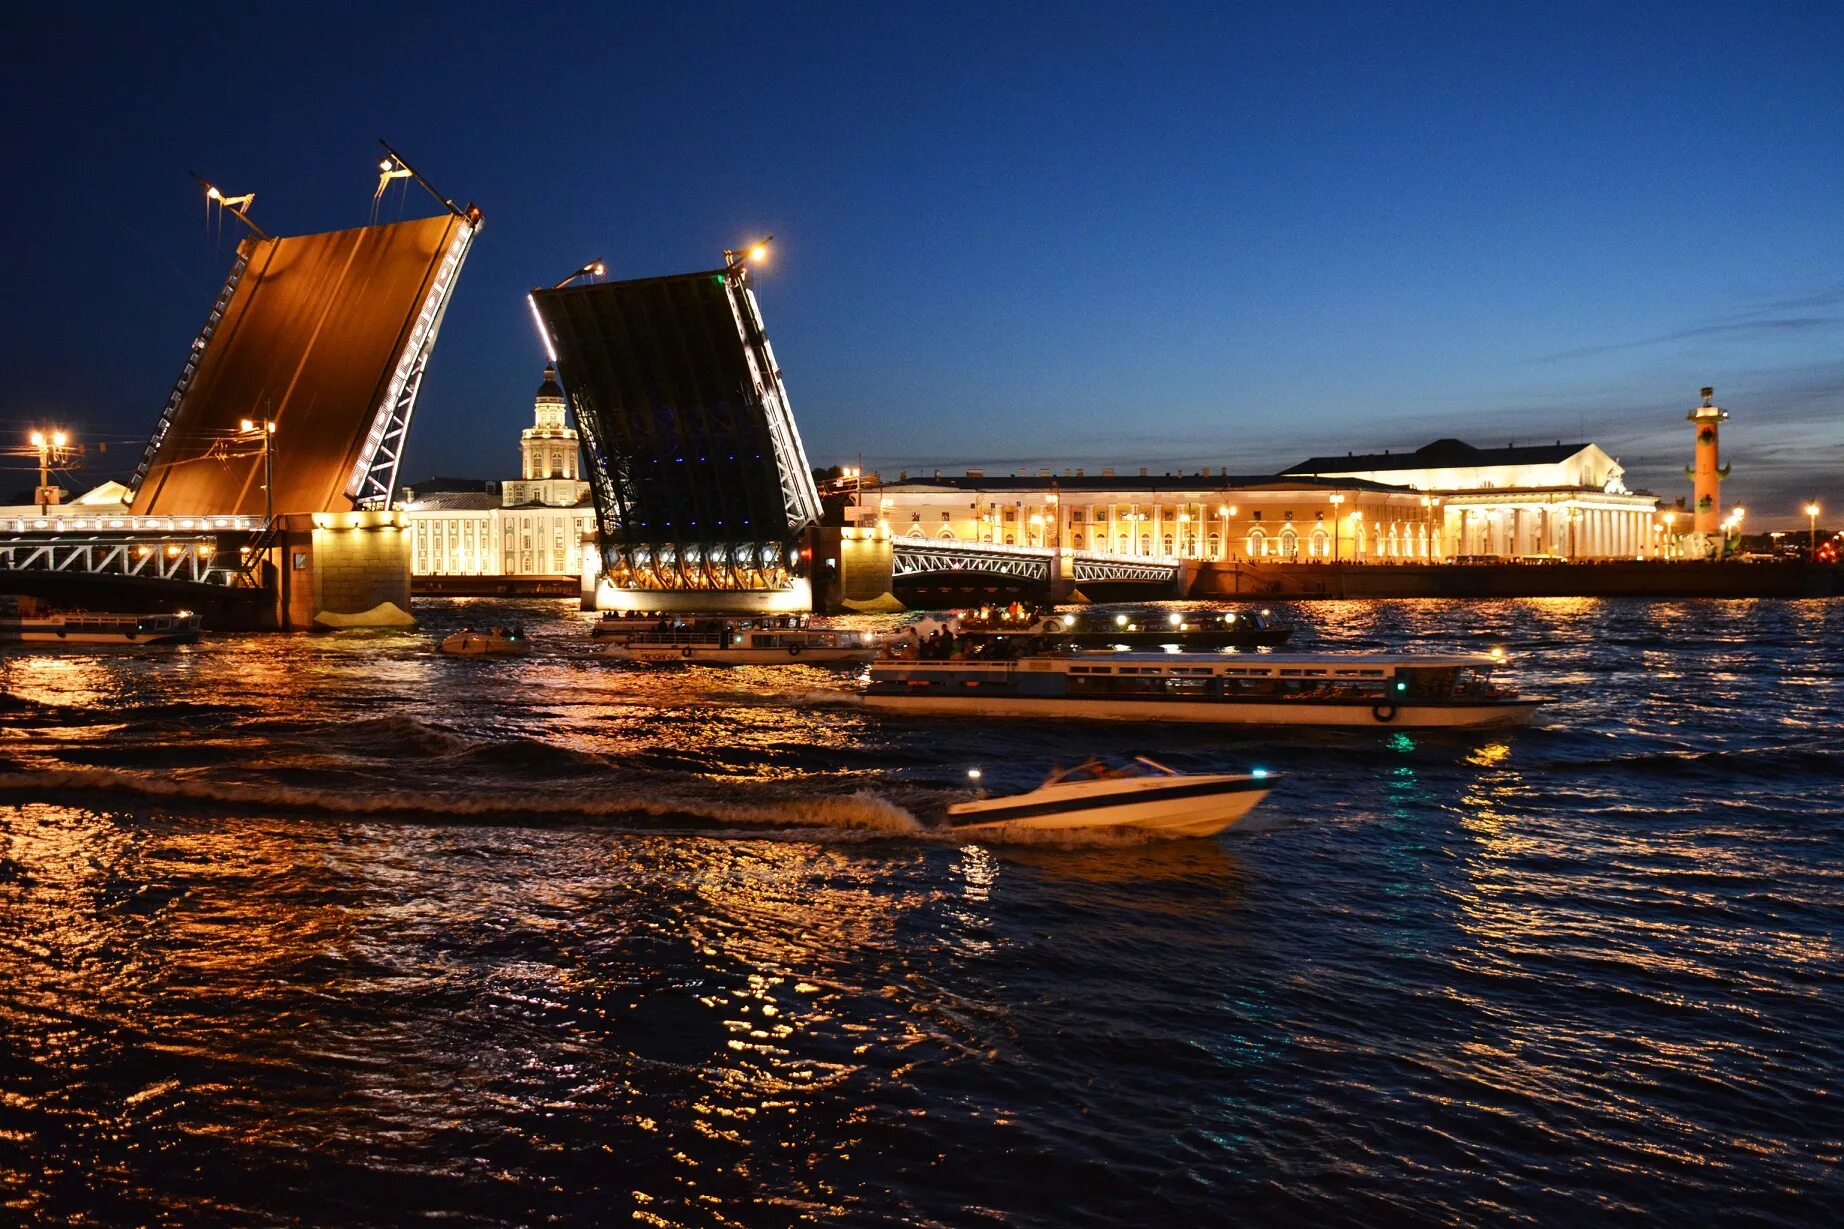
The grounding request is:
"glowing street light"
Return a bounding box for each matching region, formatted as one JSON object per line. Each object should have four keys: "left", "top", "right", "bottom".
{"left": 724, "top": 236, "right": 774, "bottom": 268}
{"left": 27, "top": 427, "right": 75, "bottom": 513}
{"left": 552, "top": 259, "right": 607, "bottom": 289}
{"left": 1807, "top": 502, "right": 1822, "bottom": 557}
{"left": 1328, "top": 493, "right": 1345, "bottom": 564}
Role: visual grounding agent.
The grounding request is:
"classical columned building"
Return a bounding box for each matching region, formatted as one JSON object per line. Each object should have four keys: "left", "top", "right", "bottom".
{"left": 1284, "top": 439, "right": 1660, "bottom": 560}
{"left": 401, "top": 366, "right": 595, "bottom": 578}
{"left": 868, "top": 470, "right": 1446, "bottom": 562}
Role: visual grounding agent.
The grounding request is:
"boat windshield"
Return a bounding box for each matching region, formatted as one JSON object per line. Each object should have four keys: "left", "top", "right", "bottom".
{"left": 1042, "top": 756, "right": 1179, "bottom": 786}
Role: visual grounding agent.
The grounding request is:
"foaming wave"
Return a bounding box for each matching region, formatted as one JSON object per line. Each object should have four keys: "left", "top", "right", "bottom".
{"left": 0, "top": 767, "right": 923, "bottom": 835}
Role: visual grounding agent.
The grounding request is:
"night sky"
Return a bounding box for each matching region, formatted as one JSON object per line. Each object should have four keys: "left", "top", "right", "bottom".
{"left": 2, "top": 3, "right": 1837, "bottom": 524}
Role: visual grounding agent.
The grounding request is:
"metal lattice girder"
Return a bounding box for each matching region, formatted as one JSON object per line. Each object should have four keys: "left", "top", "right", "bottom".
{"left": 530, "top": 266, "right": 824, "bottom": 591}
{"left": 891, "top": 540, "right": 1053, "bottom": 582}
{"left": 1071, "top": 556, "right": 1183, "bottom": 584}
{"left": 128, "top": 249, "right": 251, "bottom": 499}
{"left": 890, "top": 540, "right": 1183, "bottom": 586}
{"left": 0, "top": 533, "right": 256, "bottom": 588}
{"left": 347, "top": 219, "right": 479, "bottom": 507}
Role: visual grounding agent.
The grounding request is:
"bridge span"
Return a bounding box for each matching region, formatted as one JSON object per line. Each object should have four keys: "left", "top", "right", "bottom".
{"left": 5, "top": 165, "right": 481, "bottom": 629}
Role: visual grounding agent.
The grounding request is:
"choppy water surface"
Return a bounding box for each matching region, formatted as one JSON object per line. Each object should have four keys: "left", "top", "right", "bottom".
{"left": 2, "top": 597, "right": 1840, "bottom": 1226}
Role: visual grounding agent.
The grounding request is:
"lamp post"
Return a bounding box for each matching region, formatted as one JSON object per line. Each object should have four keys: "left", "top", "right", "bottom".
{"left": 1661, "top": 510, "right": 1676, "bottom": 560}
{"left": 1328, "top": 494, "right": 1345, "bottom": 563}
{"left": 1808, "top": 503, "right": 1822, "bottom": 558}
{"left": 1216, "top": 504, "right": 1235, "bottom": 560}
{"left": 239, "top": 418, "right": 277, "bottom": 523}
{"left": 723, "top": 237, "right": 773, "bottom": 269}
{"left": 29, "top": 428, "right": 71, "bottom": 513}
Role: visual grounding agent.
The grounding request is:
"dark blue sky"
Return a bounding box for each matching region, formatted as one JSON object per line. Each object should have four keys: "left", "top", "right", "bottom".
{"left": 2, "top": 2, "right": 1837, "bottom": 523}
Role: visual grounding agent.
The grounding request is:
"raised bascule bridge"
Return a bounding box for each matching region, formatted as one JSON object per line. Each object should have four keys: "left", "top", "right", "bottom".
{"left": 528, "top": 252, "right": 1184, "bottom": 613}
{"left": 1, "top": 151, "right": 481, "bottom": 627}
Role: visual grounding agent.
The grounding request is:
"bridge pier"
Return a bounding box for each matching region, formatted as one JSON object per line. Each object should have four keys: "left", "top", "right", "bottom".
{"left": 272, "top": 511, "right": 416, "bottom": 629}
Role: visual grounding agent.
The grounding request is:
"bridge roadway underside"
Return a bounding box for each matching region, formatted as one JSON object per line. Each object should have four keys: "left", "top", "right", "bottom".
{"left": 133, "top": 213, "right": 474, "bottom": 517}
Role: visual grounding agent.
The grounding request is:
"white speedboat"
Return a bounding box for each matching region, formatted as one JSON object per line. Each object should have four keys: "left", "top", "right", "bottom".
{"left": 945, "top": 757, "right": 1277, "bottom": 839}
{"left": 598, "top": 617, "right": 879, "bottom": 665}
{"left": 0, "top": 597, "right": 200, "bottom": 645}
{"left": 868, "top": 650, "right": 1546, "bottom": 729}
{"left": 439, "top": 626, "right": 531, "bottom": 656}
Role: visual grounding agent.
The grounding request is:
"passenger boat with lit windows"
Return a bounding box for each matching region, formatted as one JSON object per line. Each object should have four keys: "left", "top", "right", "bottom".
{"left": 944, "top": 757, "right": 1278, "bottom": 839}
{"left": 596, "top": 616, "right": 880, "bottom": 665}
{"left": 0, "top": 597, "right": 201, "bottom": 645}
{"left": 867, "top": 650, "right": 1546, "bottom": 728}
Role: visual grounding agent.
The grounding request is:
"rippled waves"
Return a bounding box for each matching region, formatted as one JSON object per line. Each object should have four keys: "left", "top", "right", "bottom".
{"left": 2, "top": 597, "right": 1841, "bottom": 1226}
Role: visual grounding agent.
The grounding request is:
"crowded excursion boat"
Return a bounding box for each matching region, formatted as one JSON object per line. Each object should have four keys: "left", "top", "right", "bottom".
{"left": 0, "top": 596, "right": 201, "bottom": 645}
{"left": 595, "top": 616, "right": 880, "bottom": 664}
{"left": 868, "top": 650, "right": 1546, "bottom": 728}
{"left": 945, "top": 757, "right": 1278, "bottom": 839}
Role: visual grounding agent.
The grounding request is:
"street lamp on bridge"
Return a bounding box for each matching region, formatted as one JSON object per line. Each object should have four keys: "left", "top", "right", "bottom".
{"left": 552, "top": 260, "right": 606, "bottom": 289}
{"left": 239, "top": 418, "right": 277, "bottom": 524}
{"left": 724, "top": 237, "right": 773, "bottom": 269}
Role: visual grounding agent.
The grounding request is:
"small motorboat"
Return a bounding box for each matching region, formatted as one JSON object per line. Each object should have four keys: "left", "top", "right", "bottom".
{"left": 438, "top": 625, "right": 531, "bottom": 656}
{"left": 943, "top": 757, "right": 1278, "bottom": 839}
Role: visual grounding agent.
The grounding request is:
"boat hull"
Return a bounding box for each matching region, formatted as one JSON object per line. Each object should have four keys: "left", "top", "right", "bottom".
{"left": 868, "top": 693, "right": 1543, "bottom": 728}
{"left": 947, "top": 774, "right": 1273, "bottom": 838}
{"left": 0, "top": 620, "right": 200, "bottom": 646}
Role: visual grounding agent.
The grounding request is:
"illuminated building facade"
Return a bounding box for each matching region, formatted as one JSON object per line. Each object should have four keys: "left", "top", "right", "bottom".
{"left": 1285, "top": 439, "right": 1660, "bottom": 559}
{"left": 402, "top": 368, "right": 593, "bottom": 577}
{"left": 869, "top": 470, "right": 1442, "bottom": 562}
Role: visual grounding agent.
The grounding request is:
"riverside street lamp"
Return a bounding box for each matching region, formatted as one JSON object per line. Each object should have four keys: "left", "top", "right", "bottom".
{"left": 1328, "top": 494, "right": 1345, "bottom": 563}
{"left": 1808, "top": 503, "right": 1822, "bottom": 557}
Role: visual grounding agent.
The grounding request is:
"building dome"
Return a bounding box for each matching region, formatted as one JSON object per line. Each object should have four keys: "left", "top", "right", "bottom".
{"left": 535, "top": 364, "right": 564, "bottom": 401}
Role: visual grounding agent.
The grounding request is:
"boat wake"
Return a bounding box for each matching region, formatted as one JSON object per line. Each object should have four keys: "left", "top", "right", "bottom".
{"left": 0, "top": 766, "right": 925, "bottom": 835}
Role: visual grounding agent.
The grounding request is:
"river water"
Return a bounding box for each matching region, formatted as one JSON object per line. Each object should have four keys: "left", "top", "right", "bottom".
{"left": 2, "top": 597, "right": 1839, "bottom": 1226}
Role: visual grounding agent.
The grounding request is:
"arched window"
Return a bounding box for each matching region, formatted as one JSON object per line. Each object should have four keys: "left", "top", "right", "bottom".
{"left": 1206, "top": 532, "right": 1220, "bottom": 558}
{"left": 1247, "top": 528, "right": 1267, "bottom": 557}
{"left": 908, "top": 524, "right": 926, "bottom": 537}
{"left": 1310, "top": 528, "right": 1329, "bottom": 558}
{"left": 1004, "top": 534, "right": 1015, "bottom": 545}
{"left": 1279, "top": 528, "right": 1298, "bottom": 558}
{"left": 1140, "top": 534, "right": 1152, "bottom": 555}
{"left": 1162, "top": 534, "right": 1175, "bottom": 556}
{"left": 938, "top": 527, "right": 956, "bottom": 540}
{"left": 1072, "top": 533, "right": 1084, "bottom": 549}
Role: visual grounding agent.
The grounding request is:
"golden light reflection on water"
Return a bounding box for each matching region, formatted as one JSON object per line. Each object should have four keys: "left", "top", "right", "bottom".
{"left": 0, "top": 653, "right": 124, "bottom": 709}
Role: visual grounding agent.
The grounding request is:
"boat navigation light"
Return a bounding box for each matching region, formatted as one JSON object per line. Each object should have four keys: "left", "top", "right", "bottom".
{"left": 1490, "top": 647, "right": 1506, "bottom": 659}
{"left": 1168, "top": 613, "right": 1183, "bottom": 627}
{"left": 967, "top": 768, "right": 983, "bottom": 780}
{"left": 1252, "top": 768, "right": 1269, "bottom": 779}
{"left": 1115, "top": 614, "right": 1128, "bottom": 626}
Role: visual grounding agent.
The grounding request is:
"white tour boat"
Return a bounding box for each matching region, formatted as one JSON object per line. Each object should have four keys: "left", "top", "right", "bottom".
{"left": 439, "top": 626, "right": 532, "bottom": 656}
{"left": 945, "top": 757, "right": 1277, "bottom": 839}
{"left": 0, "top": 598, "right": 200, "bottom": 645}
{"left": 597, "top": 617, "right": 879, "bottom": 665}
{"left": 868, "top": 650, "right": 1546, "bottom": 728}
